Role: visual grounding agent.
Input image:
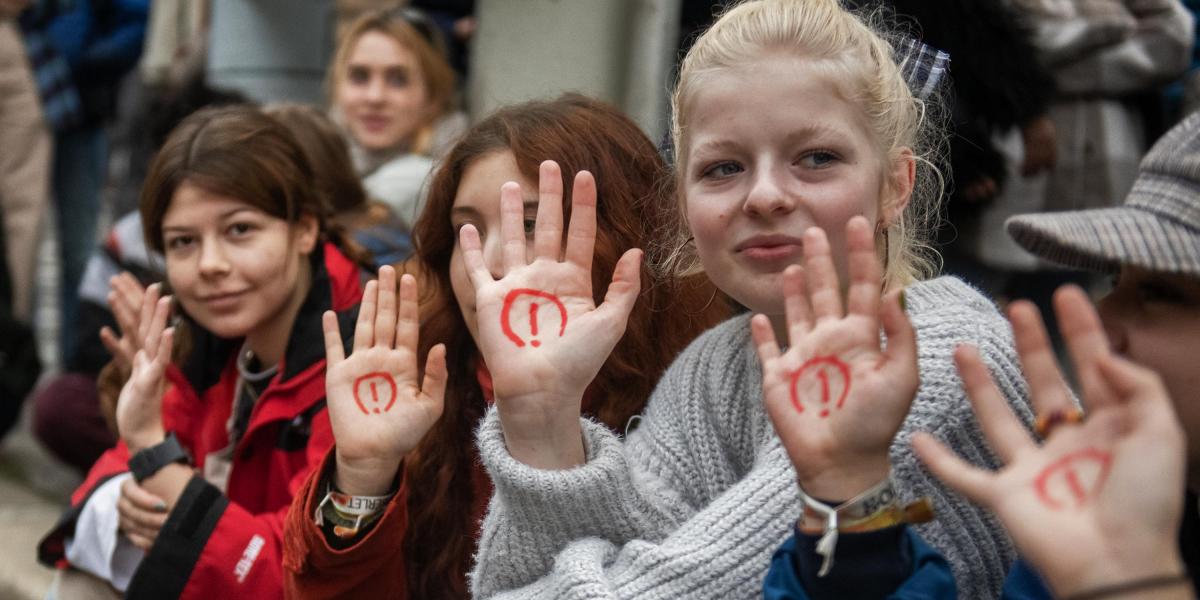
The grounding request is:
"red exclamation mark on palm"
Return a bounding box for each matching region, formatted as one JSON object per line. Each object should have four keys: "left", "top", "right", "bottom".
{"left": 817, "top": 370, "right": 831, "bottom": 418}
{"left": 369, "top": 381, "right": 381, "bottom": 413}
{"left": 788, "top": 356, "right": 852, "bottom": 417}
{"left": 529, "top": 303, "right": 540, "bottom": 347}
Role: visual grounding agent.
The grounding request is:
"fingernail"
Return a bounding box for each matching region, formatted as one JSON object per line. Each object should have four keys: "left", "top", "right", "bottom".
{"left": 899, "top": 289, "right": 907, "bottom": 312}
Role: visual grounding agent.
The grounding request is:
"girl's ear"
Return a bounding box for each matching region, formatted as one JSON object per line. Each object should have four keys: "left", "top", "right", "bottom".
{"left": 881, "top": 148, "right": 916, "bottom": 226}
{"left": 295, "top": 214, "right": 320, "bottom": 255}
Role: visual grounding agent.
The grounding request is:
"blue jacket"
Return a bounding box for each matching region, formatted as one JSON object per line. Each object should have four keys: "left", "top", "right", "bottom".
{"left": 21, "top": 0, "right": 148, "bottom": 128}
{"left": 764, "top": 526, "right": 958, "bottom": 600}
{"left": 764, "top": 526, "right": 1055, "bottom": 600}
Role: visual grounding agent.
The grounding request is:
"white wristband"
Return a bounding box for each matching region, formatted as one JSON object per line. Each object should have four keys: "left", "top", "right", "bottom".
{"left": 795, "top": 475, "right": 896, "bottom": 577}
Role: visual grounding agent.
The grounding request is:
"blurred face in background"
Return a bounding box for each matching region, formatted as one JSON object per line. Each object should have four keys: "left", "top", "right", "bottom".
{"left": 1099, "top": 267, "right": 1200, "bottom": 486}
{"left": 335, "top": 30, "right": 432, "bottom": 152}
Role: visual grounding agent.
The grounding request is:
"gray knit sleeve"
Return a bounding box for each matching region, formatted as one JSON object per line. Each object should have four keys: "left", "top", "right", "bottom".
{"left": 888, "top": 278, "right": 1036, "bottom": 599}
{"left": 470, "top": 316, "right": 796, "bottom": 599}
{"left": 472, "top": 437, "right": 799, "bottom": 600}
{"left": 470, "top": 409, "right": 697, "bottom": 596}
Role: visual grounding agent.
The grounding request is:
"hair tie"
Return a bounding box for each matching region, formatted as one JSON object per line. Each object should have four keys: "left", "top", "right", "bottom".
{"left": 895, "top": 37, "right": 950, "bottom": 101}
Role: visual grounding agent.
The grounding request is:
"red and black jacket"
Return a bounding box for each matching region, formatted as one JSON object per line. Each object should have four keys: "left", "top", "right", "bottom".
{"left": 39, "top": 242, "right": 364, "bottom": 600}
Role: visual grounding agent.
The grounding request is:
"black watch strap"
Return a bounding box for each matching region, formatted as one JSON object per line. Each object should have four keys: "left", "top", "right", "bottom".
{"left": 129, "top": 432, "right": 191, "bottom": 483}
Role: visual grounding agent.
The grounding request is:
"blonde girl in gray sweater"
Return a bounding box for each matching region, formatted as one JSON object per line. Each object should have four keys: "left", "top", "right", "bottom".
{"left": 456, "top": 1, "right": 1034, "bottom": 597}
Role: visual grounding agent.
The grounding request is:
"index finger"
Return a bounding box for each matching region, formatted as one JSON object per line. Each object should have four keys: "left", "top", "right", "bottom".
{"left": 1009, "top": 301, "right": 1075, "bottom": 415}
{"left": 354, "top": 280, "right": 377, "bottom": 351}
{"left": 563, "top": 170, "right": 597, "bottom": 273}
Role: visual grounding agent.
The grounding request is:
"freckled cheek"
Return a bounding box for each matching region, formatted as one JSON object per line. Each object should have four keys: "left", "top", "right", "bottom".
{"left": 685, "top": 206, "right": 731, "bottom": 251}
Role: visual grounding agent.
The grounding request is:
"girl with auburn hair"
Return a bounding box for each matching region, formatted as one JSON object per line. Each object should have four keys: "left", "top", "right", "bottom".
{"left": 38, "top": 105, "right": 366, "bottom": 599}
{"left": 329, "top": 9, "right": 466, "bottom": 229}
{"left": 281, "top": 93, "right": 728, "bottom": 600}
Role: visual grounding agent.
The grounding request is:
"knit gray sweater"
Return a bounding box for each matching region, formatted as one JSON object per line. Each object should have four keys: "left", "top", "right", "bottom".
{"left": 471, "top": 276, "right": 1033, "bottom": 599}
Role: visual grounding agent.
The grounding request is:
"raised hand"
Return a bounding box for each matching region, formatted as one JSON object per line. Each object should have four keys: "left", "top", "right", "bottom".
{"left": 913, "top": 286, "right": 1188, "bottom": 597}
{"left": 754, "top": 217, "right": 917, "bottom": 500}
{"left": 458, "top": 160, "right": 641, "bottom": 469}
{"left": 115, "top": 286, "right": 173, "bottom": 453}
{"left": 100, "top": 274, "right": 154, "bottom": 372}
{"left": 325, "top": 265, "right": 447, "bottom": 496}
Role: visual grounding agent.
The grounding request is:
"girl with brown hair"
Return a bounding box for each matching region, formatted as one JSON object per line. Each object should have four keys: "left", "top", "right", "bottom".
{"left": 282, "top": 93, "right": 727, "bottom": 599}
{"left": 38, "top": 105, "right": 366, "bottom": 599}
{"left": 329, "top": 9, "right": 466, "bottom": 230}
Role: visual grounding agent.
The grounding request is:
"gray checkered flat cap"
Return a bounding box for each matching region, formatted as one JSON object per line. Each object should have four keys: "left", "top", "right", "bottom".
{"left": 1006, "top": 111, "right": 1200, "bottom": 277}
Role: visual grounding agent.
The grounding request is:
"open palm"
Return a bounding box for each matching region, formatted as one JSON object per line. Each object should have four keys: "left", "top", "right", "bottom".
{"left": 324, "top": 266, "right": 446, "bottom": 495}
{"left": 459, "top": 161, "right": 641, "bottom": 415}
{"left": 914, "top": 287, "right": 1187, "bottom": 596}
{"left": 755, "top": 218, "right": 917, "bottom": 498}
{"left": 115, "top": 286, "right": 173, "bottom": 453}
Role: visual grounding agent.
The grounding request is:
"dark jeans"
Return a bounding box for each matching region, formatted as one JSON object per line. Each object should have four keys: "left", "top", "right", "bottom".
{"left": 53, "top": 126, "right": 107, "bottom": 364}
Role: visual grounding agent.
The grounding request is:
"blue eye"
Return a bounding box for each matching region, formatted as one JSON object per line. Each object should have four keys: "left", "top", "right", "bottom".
{"left": 702, "top": 161, "right": 743, "bottom": 179}
{"left": 800, "top": 151, "right": 839, "bottom": 168}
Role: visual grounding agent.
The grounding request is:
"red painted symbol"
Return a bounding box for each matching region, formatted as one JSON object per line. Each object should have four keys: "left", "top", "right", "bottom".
{"left": 501, "top": 289, "right": 567, "bottom": 348}
{"left": 352, "top": 372, "right": 398, "bottom": 415}
{"left": 1033, "top": 447, "right": 1112, "bottom": 510}
{"left": 788, "top": 356, "right": 851, "bottom": 418}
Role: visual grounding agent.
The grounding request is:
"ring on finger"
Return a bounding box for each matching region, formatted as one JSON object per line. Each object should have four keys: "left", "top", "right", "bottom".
{"left": 1034, "top": 408, "right": 1084, "bottom": 439}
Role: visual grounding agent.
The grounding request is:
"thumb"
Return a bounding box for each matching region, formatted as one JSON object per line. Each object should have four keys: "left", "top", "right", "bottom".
{"left": 595, "top": 249, "right": 642, "bottom": 323}
{"left": 421, "top": 344, "right": 449, "bottom": 408}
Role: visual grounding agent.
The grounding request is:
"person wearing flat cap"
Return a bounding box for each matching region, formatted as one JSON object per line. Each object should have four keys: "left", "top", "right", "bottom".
{"left": 765, "top": 112, "right": 1200, "bottom": 600}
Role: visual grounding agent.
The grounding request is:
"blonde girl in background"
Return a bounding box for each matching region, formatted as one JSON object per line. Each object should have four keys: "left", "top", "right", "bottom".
{"left": 328, "top": 9, "right": 466, "bottom": 229}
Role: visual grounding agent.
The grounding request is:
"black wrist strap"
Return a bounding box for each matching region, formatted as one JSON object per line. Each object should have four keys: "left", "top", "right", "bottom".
{"left": 129, "top": 432, "right": 191, "bottom": 483}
